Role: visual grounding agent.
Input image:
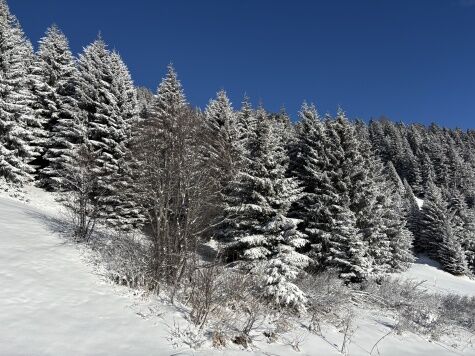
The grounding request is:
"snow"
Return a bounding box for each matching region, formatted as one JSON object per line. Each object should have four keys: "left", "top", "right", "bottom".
{"left": 400, "top": 255, "right": 475, "bottom": 297}
{"left": 0, "top": 194, "right": 176, "bottom": 356}
{"left": 0, "top": 187, "right": 474, "bottom": 355}
{"left": 415, "top": 197, "right": 424, "bottom": 209}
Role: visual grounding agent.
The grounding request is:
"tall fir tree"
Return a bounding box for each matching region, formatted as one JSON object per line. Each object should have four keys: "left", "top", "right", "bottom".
{"left": 35, "top": 25, "right": 85, "bottom": 190}
{"left": 437, "top": 222, "right": 468, "bottom": 275}
{"left": 330, "top": 204, "right": 369, "bottom": 281}
{"left": 0, "top": 0, "right": 39, "bottom": 188}
{"left": 416, "top": 183, "right": 468, "bottom": 274}
{"left": 321, "top": 111, "right": 373, "bottom": 279}
{"left": 220, "top": 108, "right": 309, "bottom": 309}
{"left": 236, "top": 95, "right": 257, "bottom": 158}
{"left": 203, "top": 89, "right": 241, "bottom": 192}
{"left": 77, "top": 38, "right": 140, "bottom": 229}
{"left": 288, "top": 102, "right": 330, "bottom": 269}
{"left": 415, "top": 182, "right": 447, "bottom": 257}
{"left": 447, "top": 189, "right": 475, "bottom": 274}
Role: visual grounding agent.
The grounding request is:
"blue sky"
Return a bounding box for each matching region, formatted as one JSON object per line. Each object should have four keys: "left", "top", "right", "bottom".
{"left": 9, "top": 0, "right": 475, "bottom": 128}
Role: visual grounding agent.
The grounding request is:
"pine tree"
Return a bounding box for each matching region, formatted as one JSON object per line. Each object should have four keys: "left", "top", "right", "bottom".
{"left": 26, "top": 43, "right": 48, "bottom": 165}
{"left": 288, "top": 102, "right": 330, "bottom": 268}
{"left": 236, "top": 95, "right": 257, "bottom": 158}
{"left": 306, "top": 109, "right": 372, "bottom": 278}
{"left": 416, "top": 183, "right": 468, "bottom": 274}
{"left": 364, "top": 149, "right": 414, "bottom": 273}
{"left": 420, "top": 151, "right": 435, "bottom": 194}
{"left": 386, "top": 160, "right": 405, "bottom": 196}
{"left": 353, "top": 120, "right": 394, "bottom": 274}
{"left": 404, "top": 178, "right": 422, "bottom": 241}
{"left": 77, "top": 38, "right": 140, "bottom": 229}
{"left": 437, "top": 222, "right": 468, "bottom": 275}
{"left": 35, "top": 25, "right": 84, "bottom": 190}
{"left": 203, "top": 89, "right": 241, "bottom": 191}
{"left": 416, "top": 182, "right": 447, "bottom": 258}
{"left": 302, "top": 112, "right": 413, "bottom": 276}
{"left": 330, "top": 205, "right": 369, "bottom": 281}
{"left": 383, "top": 186, "right": 415, "bottom": 271}
{"left": 0, "top": 1, "right": 38, "bottom": 188}
{"left": 448, "top": 189, "right": 475, "bottom": 274}
{"left": 221, "top": 108, "right": 309, "bottom": 309}
{"left": 270, "top": 107, "right": 295, "bottom": 153}
{"left": 136, "top": 86, "right": 155, "bottom": 122}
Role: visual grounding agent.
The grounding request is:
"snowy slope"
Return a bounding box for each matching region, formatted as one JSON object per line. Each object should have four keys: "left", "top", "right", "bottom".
{"left": 0, "top": 195, "right": 177, "bottom": 356}
{"left": 0, "top": 188, "right": 474, "bottom": 356}
{"left": 400, "top": 256, "right": 475, "bottom": 297}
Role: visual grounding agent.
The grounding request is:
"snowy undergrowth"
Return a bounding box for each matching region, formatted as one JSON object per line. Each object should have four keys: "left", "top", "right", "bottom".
{"left": 1, "top": 186, "right": 475, "bottom": 355}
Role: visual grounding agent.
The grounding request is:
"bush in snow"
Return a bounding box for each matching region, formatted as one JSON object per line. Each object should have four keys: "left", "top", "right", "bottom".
{"left": 359, "top": 276, "right": 475, "bottom": 339}
{"left": 297, "top": 270, "right": 353, "bottom": 333}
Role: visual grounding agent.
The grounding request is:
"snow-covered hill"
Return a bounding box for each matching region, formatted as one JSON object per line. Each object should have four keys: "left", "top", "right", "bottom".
{"left": 0, "top": 188, "right": 474, "bottom": 356}
{"left": 400, "top": 256, "right": 475, "bottom": 297}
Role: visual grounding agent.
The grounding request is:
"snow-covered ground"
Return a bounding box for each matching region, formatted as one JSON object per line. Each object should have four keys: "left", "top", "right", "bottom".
{"left": 0, "top": 187, "right": 474, "bottom": 356}
{"left": 400, "top": 256, "right": 475, "bottom": 297}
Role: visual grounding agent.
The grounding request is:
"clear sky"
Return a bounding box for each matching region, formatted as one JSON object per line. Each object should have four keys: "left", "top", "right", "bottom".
{"left": 9, "top": 0, "right": 475, "bottom": 128}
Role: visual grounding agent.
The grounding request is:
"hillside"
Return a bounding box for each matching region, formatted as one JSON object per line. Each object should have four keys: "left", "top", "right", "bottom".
{"left": 1, "top": 188, "right": 474, "bottom": 356}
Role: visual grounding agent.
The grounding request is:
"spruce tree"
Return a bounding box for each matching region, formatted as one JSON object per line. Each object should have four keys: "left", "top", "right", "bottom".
{"left": 416, "top": 182, "right": 447, "bottom": 258}
{"left": 448, "top": 189, "right": 475, "bottom": 274}
{"left": 330, "top": 204, "right": 369, "bottom": 281}
{"left": 416, "top": 183, "right": 468, "bottom": 274}
{"left": 236, "top": 95, "right": 257, "bottom": 158}
{"left": 203, "top": 89, "right": 241, "bottom": 192}
{"left": 437, "top": 222, "right": 468, "bottom": 275}
{"left": 383, "top": 185, "right": 415, "bottom": 271}
{"left": 77, "top": 38, "right": 140, "bottom": 229}
{"left": 35, "top": 25, "right": 84, "bottom": 190}
{"left": 386, "top": 160, "right": 405, "bottom": 196}
{"left": 221, "top": 108, "right": 309, "bottom": 309}
{"left": 0, "top": 0, "right": 38, "bottom": 188}
{"left": 404, "top": 178, "right": 422, "bottom": 242}
{"left": 288, "top": 102, "right": 330, "bottom": 269}
{"left": 308, "top": 110, "right": 372, "bottom": 278}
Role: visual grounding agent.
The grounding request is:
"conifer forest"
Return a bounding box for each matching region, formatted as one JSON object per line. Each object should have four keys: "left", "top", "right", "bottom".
{"left": 1, "top": 1, "right": 475, "bottom": 354}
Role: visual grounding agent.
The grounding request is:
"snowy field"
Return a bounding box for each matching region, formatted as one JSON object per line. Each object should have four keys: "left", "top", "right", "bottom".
{"left": 0, "top": 187, "right": 474, "bottom": 356}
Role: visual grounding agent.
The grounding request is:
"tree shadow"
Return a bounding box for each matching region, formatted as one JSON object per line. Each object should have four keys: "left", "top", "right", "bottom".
{"left": 24, "top": 209, "right": 77, "bottom": 246}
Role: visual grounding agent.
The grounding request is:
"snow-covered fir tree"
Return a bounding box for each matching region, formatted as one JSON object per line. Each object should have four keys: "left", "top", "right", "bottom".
{"left": 437, "top": 222, "right": 468, "bottom": 275}
{"left": 315, "top": 111, "right": 373, "bottom": 279}
{"left": 386, "top": 160, "right": 405, "bottom": 197}
{"left": 415, "top": 182, "right": 446, "bottom": 257}
{"left": 288, "top": 102, "right": 330, "bottom": 269}
{"left": 330, "top": 204, "right": 369, "bottom": 281}
{"left": 235, "top": 95, "right": 257, "bottom": 158}
{"left": 136, "top": 86, "right": 155, "bottom": 122}
{"left": 220, "top": 108, "right": 309, "bottom": 309}
{"left": 447, "top": 189, "right": 475, "bottom": 274}
{"left": 77, "top": 38, "right": 141, "bottom": 229}
{"left": 356, "top": 122, "right": 414, "bottom": 273}
{"left": 25, "top": 42, "right": 48, "bottom": 166}
{"left": 416, "top": 183, "right": 468, "bottom": 274}
{"left": 382, "top": 182, "right": 415, "bottom": 271}
{"left": 34, "top": 25, "right": 85, "bottom": 190}
{"left": 203, "top": 89, "right": 242, "bottom": 191}
{"left": 0, "top": 0, "right": 39, "bottom": 188}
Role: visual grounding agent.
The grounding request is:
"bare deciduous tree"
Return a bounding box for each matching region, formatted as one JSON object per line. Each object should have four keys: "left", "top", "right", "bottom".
{"left": 59, "top": 143, "right": 103, "bottom": 241}
{"left": 132, "top": 106, "right": 212, "bottom": 292}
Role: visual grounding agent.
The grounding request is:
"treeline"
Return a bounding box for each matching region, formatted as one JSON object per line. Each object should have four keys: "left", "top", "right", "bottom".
{"left": 0, "top": 0, "right": 473, "bottom": 311}
{"left": 369, "top": 120, "right": 475, "bottom": 275}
